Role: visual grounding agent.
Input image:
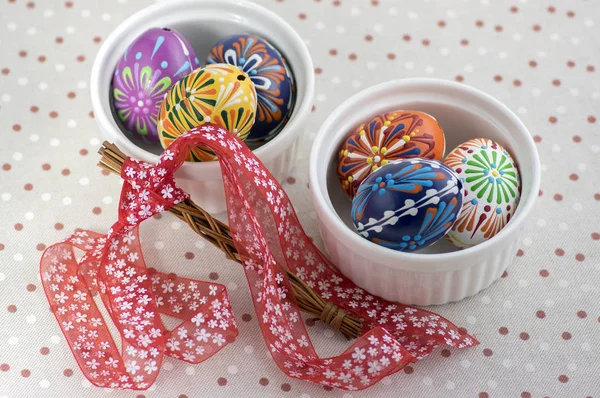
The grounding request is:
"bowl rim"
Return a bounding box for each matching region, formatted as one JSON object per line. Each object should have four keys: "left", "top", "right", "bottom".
{"left": 90, "top": 0, "right": 314, "bottom": 180}
{"left": 309, "top": 77, "right": 541, "bottom": 272}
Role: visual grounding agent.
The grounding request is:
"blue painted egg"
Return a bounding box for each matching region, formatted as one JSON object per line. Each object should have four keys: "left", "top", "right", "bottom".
{"left": 207, "top": 33, "right": 295, "bottom": 144}
{"left": 351, "top": 159, "right": 463, "bottom": 252}
{"left": 112, "top": 27, "right": 200, "bottom": 143}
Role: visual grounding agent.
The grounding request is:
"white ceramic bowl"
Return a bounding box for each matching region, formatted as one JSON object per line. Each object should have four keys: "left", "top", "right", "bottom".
{"left": 91, "top": 0, "right": 314, "bottom": 213}
{"left": 310, "top": 78, "right": 540, "bottom": 305}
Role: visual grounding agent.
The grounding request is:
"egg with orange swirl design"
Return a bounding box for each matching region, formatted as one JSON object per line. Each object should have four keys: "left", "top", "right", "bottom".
{"left": 337, "top": 110, "right": 446, "bottom": 198}
{"left": 158, "top": 63, "right": 257, "bottom": 161}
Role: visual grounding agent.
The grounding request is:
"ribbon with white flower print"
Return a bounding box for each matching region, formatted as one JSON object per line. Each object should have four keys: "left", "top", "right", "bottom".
{"left": 41, "top": 124, "right": 477, "bottom": 391}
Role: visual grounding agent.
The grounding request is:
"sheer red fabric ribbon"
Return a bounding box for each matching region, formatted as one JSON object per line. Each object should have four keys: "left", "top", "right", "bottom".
{"left": 41, "top": 124, "right": 477, "bottom": 391}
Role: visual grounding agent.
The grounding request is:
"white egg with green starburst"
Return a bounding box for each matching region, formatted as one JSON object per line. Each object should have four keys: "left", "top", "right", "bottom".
{"left": 444, "top": 138, "right": 521, "bottom": 248}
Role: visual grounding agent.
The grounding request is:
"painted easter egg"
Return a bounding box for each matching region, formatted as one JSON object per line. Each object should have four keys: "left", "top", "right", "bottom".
{"left": 338, "top": 110, "right": 446, "bottom": 198}
{"left": 444, "top": 138, "right": 521, "bottom": 248}
{"left": 207, "top": 33, "right": 295, "bottom": 144}
{"left": 158, "top": 63, "right": 257, "bottom": 161}
{"left": 112, "top": 27, "right": 200, "bottom": 143}
{"left": 351, "top": 159, "right": 463, "bottom": 252}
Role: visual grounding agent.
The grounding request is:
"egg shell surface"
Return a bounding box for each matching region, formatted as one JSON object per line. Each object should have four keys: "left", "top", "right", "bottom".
{"left": 351, "top": 158, "right": 463, "bottom": 253}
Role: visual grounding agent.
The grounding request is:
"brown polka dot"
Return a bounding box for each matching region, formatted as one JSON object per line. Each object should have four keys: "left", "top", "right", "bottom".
{"left": 19, "top": 50, "right": 27, "bottom": 57}
{"left": 328, "top": 49, "right": 337, "bottom": 56}
{"left": 49, "top": 111, "right": 58, "bottom": 118}
{"left": 54, "top": 223, "right": 64, "bottom": 230}
{"left": 567, "top": 60, "right": 575, "bottom": 68}
{"left": 3, "top": 163, "right": 11, "bottom": 171}
{"left": 1, "top": 68, "right": 9, "bottom": 75}
{"left": 61, "top": 169, "right": 70, "bottom": 176}
{"left": 567, "top": 10, "right": 575, "bottom": 18}
{"left": 591, "top": 232, "right": 600, "bottom": 240}
{"left": 333, "top": 0, "right": 340, "bottom": 5}
{"left": 217, "top": 377, "right": 227, "bottom": 386}
{"left": 403, "top": 365, "right": 414, "bottom": 374}
{"left": 348, "top": 53, "right": 357, "bottom": 61}
{"left": 501, "top": 270, "right": 509, "bottom": 278}
{"left": 587, "top": 65, "right": 595, "bottom": 72}
{"left": 311, "top": 105, "right": 316, "bottom": 113}
{"left": 67, "top": 91, "right": 76, "bottom": 99}
{"left": 552, "top": 79, "right": 561, "bottom": 86}
{"left": 403, "top": 34, "right": 411, "bottom": 41}
{"left": 135, "top": 395, "right": 145, "bottom": 398}
{"left": 548, "top": 6, "right": 556, "bottom": 13}
{"left": 93, "top": 36, "right": 102, "bottom": 43}
{"left": 494, "top": 75, "right": 502, "bottom": 82}
{"left": 0, "top": 244, "right": 4, "bottom": 251}
{"left": 577, "top": 310, "right": 587, "bottom": 318}
{"left": 479, "top": 393, "right": 490, "bottom": 398}
{"left": 27, "top": 283, "right": 37, "bottom": 291}
{"left": 483, "top": 348, "right": 493, "bottom": 357}
{"left": 441, "top": 349, "right": 451, "bottom": 357}
{"left": 533, "top": 135, "right": 542, "bottom": 143}
{"left": 305, "top": 318, "right": 315, "bottom": 327}
{"left": 30, "top": 105, "right": 39, "bottom": 113}
{"left": 323, "top": 386, "right": 334, "bottom": 391}
{"left": 476, "top": 20, "right": 484, "bottom": 28}
{"left": 513, "top": 79, "right": 522, "bottom": 87}
{"left": 576, "top": 253, "right": 585, "bottom": 261}
{"left": 92, "top": 207, "right": 102, "bottom": 215}
{"left": 101, "top": 169, "right": 110, "bottom": 176}
{"left": 314, "top": 67, "right": 322, "bottom": 75}
{"left": 152, "top": 213, "right": 162, "bottom": 220}
{"left": 536, "top": 310, "right": 546, "bottom": 319}
{"left": 178, "top": 395, "right": 187, "bottom": 398}
{"left": 36, "top": 243, "right": 46, "bottom": 251}
{"left": 495, "top": 25, "right": 503, "bottom": 32}
{"left": 516, "top": 249, "right": 524, "bottom": 257}
{"left": 40, "top": 347, "right": 50, "bottom": 355}
{"left": 364, "top": 34, "right": 373, "bottom": 42}
{"left": 422, "top": 39, "right": 430, "bottom": 46}
{"left": 14, "top": 223, "right": 23, "bottom": 231}
{"left": 554, "top": 193, "right": 563, "bottom": 201}
{"left": 549, "top": 116, "right": 557, "bottom": 123}
{"left": 539, "top": 269, "right": 549, "bottom": 277}
{"left": 521, "top": 393, "right": 532, "bottom": 398}
{"left": 438, "top": 20, "right": 446, "bottom": 28}
{"left": 89, "top": 111, "right": 94, "bottom": 118}
{"left": 184, "top": 252, "right": 194, "bottom": 260}
{"left": 499, "top": 327, "right": 509, "bottom": 335}
{"left": 12, "top": 124, "right": 21, "bottom": 132}
{"left": 56, "top": 36, "right": 63, "bottom": 44}
{"left": 21, "top": 369, "right": 31, "bottom": 377}
{"left": 510, "top": 6, "right": 519, "bottom": 13}
{"left": 595, "top": 193, "right": 600, "bottom": 201}
{"left": 561, "top": 332, "right": 572, "bottom": 340}
{"left": 24, "top": 183, "right": 33, "bottom": 191}
{"left": 209, "top": 272, "right": 219, "bottom": 280}
{"left": 286, "top": 177, "right": 296, "bottom": 184}
{"left": 533, "top": 24, "right": 541, "bottom": 31}
{"left": 281, "top": 383, "right": 291, "bottom": 392}
{"left": 573, "top": 135, "right": 581, "bottom": 143}
{"left": 455, "top": 75, "right": 464, "bottom": 82}
{"left": 555, "top": 248, "right": 565, "bottom": 256}
{"left": 242, "top": 313, "right": 252, "bottom": 322}
{"left": 387, "top": 53, "right": 396, "bottom": 60}
{"left": 588, "top": 115, "right": 596, "bottom": 123}
{"left": 558, "top": 375, "right": 569, "bottom": 383}
{"left": 539, "top": 189, "right": 543, "bottom": 196}
{"left": 79, "top": 148, "right": 88, "bottom": 156}
{"left": 76, "top": 55, "right": 85, "bottom": 62}
{"left": 259, "top": 377, "right": 269, "bottom": 386}
{"left": 520, "top": 332, "right": 530, "bottom": 340}
{"left": 63, "top": 369, "right": 73, "bottom": 377}
{"left": 460, "top": 39, "right": 469, "bottom": 46}
{"left": 7, "top": 305, "right": 17, "bottom": 313}
{"left": 0, "top": 364, "right": 9, "bottom": 372}
{"left": 529, "top": 60, "right": 538, "bottom": 68}
{"left": 569, "top": 173, "right": 578, "bottom": 181}
{"left": 371, "top": 0, "right": 379, "bottom": 5}
{"left": 38, "top": 55, "right": 46, "bottom": 63}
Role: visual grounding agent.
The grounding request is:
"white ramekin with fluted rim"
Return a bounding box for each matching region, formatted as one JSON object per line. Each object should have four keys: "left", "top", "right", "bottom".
{"left": 91, "top": 0, "right": 314, "bottom": 213}
{"left": 309, "top": 78, "right": 540, "bottom": 306}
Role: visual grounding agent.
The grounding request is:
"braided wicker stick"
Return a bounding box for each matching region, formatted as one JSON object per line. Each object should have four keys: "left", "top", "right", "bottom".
{"left": 98, "top": 141, "right": 363, "bottom": 339}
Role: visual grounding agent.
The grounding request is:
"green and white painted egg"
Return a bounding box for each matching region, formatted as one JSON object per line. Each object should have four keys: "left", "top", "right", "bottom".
{"left": 444, "top": 138, "right": 521, "bottom": 248}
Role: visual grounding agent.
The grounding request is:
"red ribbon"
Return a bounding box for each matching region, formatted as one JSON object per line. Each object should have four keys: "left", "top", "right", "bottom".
{"left": 41, "top": 124, "right": 477, "bottom": 391}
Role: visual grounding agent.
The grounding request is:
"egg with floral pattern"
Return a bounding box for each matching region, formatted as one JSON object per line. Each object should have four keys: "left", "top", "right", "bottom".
{"left": 207, "top": 33, "right": 295, "bottom": 144}
{"left": 112, "top": 27, "right": 200, "bottom": 143}
{"left": 444, "top": 138, "right": 521, "bottom": 248}
{"left": 351, "top": 159, "right": 463, "bottom": 252}
{"left": 338, "top": 110, "right": 446, "bottom": 199}
{"left": 158, "top": 63, "right": 257, "bottom": 161}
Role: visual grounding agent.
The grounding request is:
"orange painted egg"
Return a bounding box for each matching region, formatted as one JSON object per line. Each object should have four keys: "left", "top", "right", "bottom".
{"left": 337, "top": 110, "right": 446, "bottom": 198}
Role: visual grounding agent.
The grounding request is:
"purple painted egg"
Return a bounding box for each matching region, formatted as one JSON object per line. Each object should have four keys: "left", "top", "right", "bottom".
{"left": 112, "top": 27, "right": 200, "bottom": 143}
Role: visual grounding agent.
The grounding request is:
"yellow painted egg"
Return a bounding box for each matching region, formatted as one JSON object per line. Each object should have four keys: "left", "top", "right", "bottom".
{"left": 158, "top": 63, "right": 257, "bottom": 161}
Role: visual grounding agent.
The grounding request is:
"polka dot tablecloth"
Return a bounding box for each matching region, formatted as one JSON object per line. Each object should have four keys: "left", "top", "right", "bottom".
{"left": 1, "top": 0, "right": 599, "bottom": 397}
